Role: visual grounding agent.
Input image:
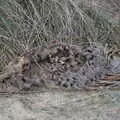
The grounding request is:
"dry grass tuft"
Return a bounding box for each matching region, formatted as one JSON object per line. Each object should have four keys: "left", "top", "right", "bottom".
{"left": 0, "top": 0, "right": 120, "bottom": 72}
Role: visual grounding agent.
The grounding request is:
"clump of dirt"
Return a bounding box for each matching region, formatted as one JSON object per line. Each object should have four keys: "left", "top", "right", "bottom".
{"left": 0, "top": 41, "right": 120, "bottom": 92}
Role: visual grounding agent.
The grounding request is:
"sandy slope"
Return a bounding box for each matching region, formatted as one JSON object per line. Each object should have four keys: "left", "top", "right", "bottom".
{"left": 0, "top": 89, "right": 120, "bottom": 120}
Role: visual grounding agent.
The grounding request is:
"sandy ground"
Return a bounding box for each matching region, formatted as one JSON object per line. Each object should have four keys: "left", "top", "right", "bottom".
{"left": 0, "top": 89, "right": 120, "bottom": 120}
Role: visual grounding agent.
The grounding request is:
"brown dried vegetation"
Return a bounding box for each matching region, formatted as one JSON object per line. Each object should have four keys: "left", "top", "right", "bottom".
{"left": 0, "top": 42, "right": 120, "bottom": 93}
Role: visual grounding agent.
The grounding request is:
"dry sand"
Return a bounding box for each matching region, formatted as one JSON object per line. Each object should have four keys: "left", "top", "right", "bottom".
{"left": 0, "top": 89, "right": 120, "bottom": 120}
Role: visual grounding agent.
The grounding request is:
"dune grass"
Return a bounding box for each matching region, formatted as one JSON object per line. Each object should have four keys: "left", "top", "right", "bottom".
{"left": 0, "top": 0, "right": 120, "bottom": 72}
